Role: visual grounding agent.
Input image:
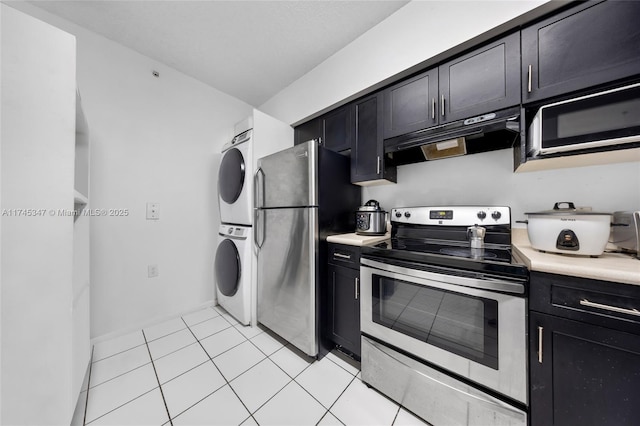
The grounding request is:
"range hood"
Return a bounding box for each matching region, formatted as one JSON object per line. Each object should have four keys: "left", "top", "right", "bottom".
{"left": 385, "top": 107, "right": 521, "bottom": 166}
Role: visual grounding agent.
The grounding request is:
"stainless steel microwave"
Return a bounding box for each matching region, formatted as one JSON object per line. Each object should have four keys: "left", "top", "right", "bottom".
{"left": 528, "top": 82, "right": 640, "bottom": 157}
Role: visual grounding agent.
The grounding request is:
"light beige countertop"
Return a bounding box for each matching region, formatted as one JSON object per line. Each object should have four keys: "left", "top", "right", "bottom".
{"left": 512, "top": 228, "right": 640, "bottom": 286}
{"left": 327, "top": 232, "right": 390, "bottom": 247}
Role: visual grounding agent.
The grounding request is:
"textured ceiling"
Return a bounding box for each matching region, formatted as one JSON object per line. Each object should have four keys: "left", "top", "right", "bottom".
{"left": 24, "top": 0, "right": 409, "bottom": 106}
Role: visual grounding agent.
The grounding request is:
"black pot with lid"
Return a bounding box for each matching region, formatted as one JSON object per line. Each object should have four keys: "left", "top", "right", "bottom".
{"left": 356, "top": 200, "right": 387, "bottom": 236}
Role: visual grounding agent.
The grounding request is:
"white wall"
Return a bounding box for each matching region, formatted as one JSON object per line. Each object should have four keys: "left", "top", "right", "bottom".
{"left": 260, "top": 0, "right": 548, "bottom": 125}
{"left": 362, "top": 149, "right": 640, "bottom": 221}
{"left": 1, "top": 4, "right": 76, "bottom": 423}
{"left": 7, "top": 2, "right": 253, "bottom": 339}
{"left": 261, "top": 0, "right": 640, "bottom": 222}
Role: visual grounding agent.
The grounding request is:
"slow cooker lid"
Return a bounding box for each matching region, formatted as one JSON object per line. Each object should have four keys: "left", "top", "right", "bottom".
{"left": 526, "top": 202, "right": 611, "bottom": 216}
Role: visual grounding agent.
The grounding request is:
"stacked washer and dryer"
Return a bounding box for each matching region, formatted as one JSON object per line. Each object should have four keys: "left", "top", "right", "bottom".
{"left": 215, "top": 112, "right": 292, "bottom": 326}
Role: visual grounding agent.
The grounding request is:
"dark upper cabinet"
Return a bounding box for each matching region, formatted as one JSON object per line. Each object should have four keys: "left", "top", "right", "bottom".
{"left": 322, "top": 105, "right": 353, "bottom": 153}
{"left": 352, "top": 93, "right": 397, "bottom": 184}
{"left": 383, "top": 33, "right": 520, "bottom": 139}
{"left": 439, "top": 32, "right": 520, "bottom": 123}
{"left": 529, "top": 272, "right": 640, "bottom": 426}
{"left": 522, "top": 0, "right": 640, "bottom": 104}
{"left": 383, "top": 69, "right": 438, "bottom": 139}
{"left": 294, "top": 105, "right": 353, "bottom": 152}
{"left": 294, "top": 117, "right": 322, "bottom": 146}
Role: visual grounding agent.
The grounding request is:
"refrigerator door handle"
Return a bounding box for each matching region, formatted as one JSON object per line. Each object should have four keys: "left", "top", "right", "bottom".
{"left": 254, "top": 167, "right": 265, "bottom": 209}
{"left": 254, "top": 209, "right": 266, "bottom": 249}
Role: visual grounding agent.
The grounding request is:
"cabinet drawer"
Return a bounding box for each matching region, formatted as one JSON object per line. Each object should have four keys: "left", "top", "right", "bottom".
{"left": 328, "top": 243, "right": 361, "bottom": 269}
{"left": 530, "top": 271, "right": 640, "bottom": 334}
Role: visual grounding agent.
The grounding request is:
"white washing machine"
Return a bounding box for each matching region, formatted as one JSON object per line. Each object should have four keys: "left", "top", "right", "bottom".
{"left": 214, "top": 224, "right": 252, "bottom": 325}
{"left": 218, "top": 129, "right": 253, "bottom": 225}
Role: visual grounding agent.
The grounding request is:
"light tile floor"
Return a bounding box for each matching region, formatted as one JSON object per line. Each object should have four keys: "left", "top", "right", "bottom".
{"left": 74, "top": 305, "right": 430, "bottom": 426}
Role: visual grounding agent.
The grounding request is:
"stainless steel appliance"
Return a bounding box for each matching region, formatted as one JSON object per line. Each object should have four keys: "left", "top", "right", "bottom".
{"left": 356, "top": 200, "right": 387, "bottom": 236}
{"left": 360, "top": 206, "right": 528, "bottom": 426}
{"left": 385, "top": 106, "right": 521, "bottom": 165}
{"left": 254, "top": 140, "right": 360, "bottom": 357}
{"left": 522, "top": 202, "right": 612, "bottom": 256}
{"left": 528, "top": 82, "right": 640, "bottom": 158}
{"left": 610, "top": 211, "right": 640, "bottom": 258}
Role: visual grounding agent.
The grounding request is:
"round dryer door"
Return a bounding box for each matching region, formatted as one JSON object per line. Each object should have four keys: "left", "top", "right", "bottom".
{"left": 214, "top": 239, "right": 240, "bottom": 297}
{"left": 218, "top": 148, "right": 245, "bottom": 204}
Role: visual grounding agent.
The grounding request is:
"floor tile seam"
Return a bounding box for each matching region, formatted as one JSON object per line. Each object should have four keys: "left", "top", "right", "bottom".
{"left": 210, "top": 346, "right": 268, "bottom": 382}
{"left": 317, "top": 410, "right": 346, "bottom": 426}
{"left": 158, "top": 358, "right": 212, "bottom": 386}
{"left": 325, "top": 353, "right": 359, "bottom": 377}
{"left": 263, "top": 343, "right": 315, "bottom": 380}
{"left": 164, "top": 381, "right": 228, "bottom": 421}
{"left": 244, "top": 332, "right": 286, "bottom": 361}
{"left": 237, "top": 364, "right": 295, "bottom": 417}
{"left": 84, "top": 386, "right": 161, "bottom": 425}
{"left": 145, "top": 325, "right": 189, "bottom": 344}
{"left": 292, "top": 370, "right": 357, "bottom": 412}
{"left": 88, "top": 360, "right": 154, "bottom": 390}
{"left": 82, "top": 345, "right": 96, "bottom": 426}
{"left": 182, "top": 311, "right": 221, "bottom": 328}
{"left": 233, "top": 323, "right": 266, "bottom": 339}
{"left": 149, "top": 337, "right": 202, "bottom": 361}
{"left": 143, "top": 329, "right": 174, "bottom": 426}
{"left": 390, "top": 404, "right": 402, "bottom": 426}
{"left": 320, "top": 373, "right": 358, "bottom": 420}
{"left": 92, "top": 341, "right": 147, "bottom": 363}
{"left": 189, "top": 322, "right": 234, "bottom": 342}
{"left": 180, "top": 316, "right": 258, "bottom": 423}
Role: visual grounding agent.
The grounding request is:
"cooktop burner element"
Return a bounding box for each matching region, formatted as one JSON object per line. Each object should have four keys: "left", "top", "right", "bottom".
{"left": 362, "top": 206, "right": 528, "bottom": 280}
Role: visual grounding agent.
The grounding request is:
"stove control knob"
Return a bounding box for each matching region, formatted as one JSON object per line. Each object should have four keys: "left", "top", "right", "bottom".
{"left": 477, "top": 211, "right": 487, "bottom": 220}
{"left": 492, "top": 211, "right": 502, "bottom": 220}
{"left": 395, "top": 211, "right": 402, "bottom": 218}
{"left": 404, "top": 211, "right": 411, "bottom": 218}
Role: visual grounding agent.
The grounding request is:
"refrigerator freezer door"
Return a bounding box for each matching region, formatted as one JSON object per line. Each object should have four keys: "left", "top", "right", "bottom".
{"left": 256, "top": 206, "right": 318, "bottom": 356}
{"left": 256, "top": 140, "right": 317, "bottom": 209}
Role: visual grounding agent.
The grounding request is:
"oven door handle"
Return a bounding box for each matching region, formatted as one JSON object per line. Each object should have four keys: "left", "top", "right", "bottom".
{"left": 361, "top": 257, "right": 525, "bottom": 295}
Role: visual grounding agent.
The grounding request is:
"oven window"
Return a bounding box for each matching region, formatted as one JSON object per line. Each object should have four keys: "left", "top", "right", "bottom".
{"left": 372, "top": 275, "right": 498, "bottom": 369}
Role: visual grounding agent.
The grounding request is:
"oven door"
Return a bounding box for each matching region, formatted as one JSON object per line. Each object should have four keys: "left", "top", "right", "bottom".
{"left": 360, "top": 257, "right": 527, "bottom": 404}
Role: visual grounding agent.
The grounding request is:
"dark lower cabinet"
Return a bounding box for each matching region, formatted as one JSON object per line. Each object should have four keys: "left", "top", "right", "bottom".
{"left": 529, "top": 271, "right": 640, "bottom": 426}
{"left": 327, "top": 243, "right": 361, "bottom": 358}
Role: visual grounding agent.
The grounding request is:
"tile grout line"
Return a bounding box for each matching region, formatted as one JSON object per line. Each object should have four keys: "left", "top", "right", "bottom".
{"left": 142, "top": 329, "right": 174, "bottom": 426}
{"left": 180, "top": 316, "right": 258, "bottom": 425}
{"left": 82, "top": 345, "right": 95, "bottom": 426}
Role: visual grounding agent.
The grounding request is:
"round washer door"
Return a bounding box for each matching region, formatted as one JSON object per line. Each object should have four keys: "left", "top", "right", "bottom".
{"left": 215, "top": 239, "right": 240, "bottom": 297}
{"left": 218, "top": 148, "right": 246, "bottom": 204}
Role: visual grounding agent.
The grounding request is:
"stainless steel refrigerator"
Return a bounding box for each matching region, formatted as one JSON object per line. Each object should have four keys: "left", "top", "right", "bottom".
{"left": 254, "top": 140, "right": 361, "bottom": 357}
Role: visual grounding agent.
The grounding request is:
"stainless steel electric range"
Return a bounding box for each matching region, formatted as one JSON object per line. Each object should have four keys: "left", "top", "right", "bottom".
{"left": 360, "top": 206, "right": 528, "bottom": 426}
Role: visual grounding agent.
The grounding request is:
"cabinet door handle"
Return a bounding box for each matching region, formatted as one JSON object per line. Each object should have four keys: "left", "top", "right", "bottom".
{"left": 441, "top": 95, "right": 445, "bottom": 117}
{"left": 355, "top": 277, "right": 359, "bottom": 300}
{"left": 527, "top": 65, "right": 532, "bottom": 93}
{"left": 432, "top": 98, "right": 436, "bottom": 120}
{"left": 579, "top": 299, "right": 640, "bottom": 316}
{"left": 537, "top": 326, "right": 543, "bottom": 364}
{"left": 377, "top": 156, "right": 381, "bottom": 174}
{"left": 333, "top": 253, "right": 351, "bottom": 260}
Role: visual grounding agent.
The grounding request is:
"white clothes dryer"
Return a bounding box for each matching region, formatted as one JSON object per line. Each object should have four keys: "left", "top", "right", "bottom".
{"left": 214, "top": 224, "right": 252, "bottom": 325}
{"left": 219, "top": 129, "right": 253, "bottom": 225}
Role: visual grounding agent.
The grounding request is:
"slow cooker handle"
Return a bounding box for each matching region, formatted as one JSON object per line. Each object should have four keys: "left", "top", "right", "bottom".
{"left": 553, "top": 202, "right": 576, "bottom": 210}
